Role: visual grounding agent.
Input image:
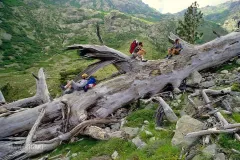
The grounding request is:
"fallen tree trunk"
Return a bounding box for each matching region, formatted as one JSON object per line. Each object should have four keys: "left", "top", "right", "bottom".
{"left": 0, "top": 31, "right": 240, "bottom": 159}
{"left": 1, "top": 68, "right": 51, "bottom": 110}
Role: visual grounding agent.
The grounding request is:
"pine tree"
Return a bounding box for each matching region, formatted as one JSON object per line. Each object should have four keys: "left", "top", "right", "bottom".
{"left": 176, "top": 1, "right": 203, "bottom": 44}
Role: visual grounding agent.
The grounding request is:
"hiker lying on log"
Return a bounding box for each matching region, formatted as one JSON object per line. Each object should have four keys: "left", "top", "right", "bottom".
{"left": 61, "top": 73, "right": 96, "bottom": 94}
{"left": 131, "top": 42, "right": 148, "bottom": 62}
{"left": 166, "top": 39, "right": 183, "bottom": 59}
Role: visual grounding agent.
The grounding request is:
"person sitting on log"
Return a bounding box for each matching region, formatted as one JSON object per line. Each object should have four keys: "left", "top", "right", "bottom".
{"left": 60, "top": 73, "right": 89, "bottom": 94}
{"left": 166, "top": 39, "right": 183, "bottom": 59}
{"left": 132, "top": 42, "right": 148, "bottom": 62}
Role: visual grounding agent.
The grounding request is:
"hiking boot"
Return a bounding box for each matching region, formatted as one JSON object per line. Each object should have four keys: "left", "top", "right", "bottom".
{"left": 60, "top": 85, "right": 66, "bottom": 91}
{"left": 142, "top": 59, "right": 148, "bottom": 62}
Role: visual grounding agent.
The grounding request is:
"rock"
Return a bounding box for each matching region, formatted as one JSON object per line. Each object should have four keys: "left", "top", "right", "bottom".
{"left": 72, "top": 153, "right": 78, "bottom": 157}
{"left": 111, "top": 151, "right": 119, "bottom": 160}
{"left": 111, "top": 123, "right": 120, "bottom": 131}
{"left": 90, "top": 155, "right": 111, "bottom": 160}
{"left": 187, "top": 71, "right": 202, "bottom": 86}
{"left": 237, "top": 67, "right": 240, "bottom": 72}
{"left": 121, "top": 127, "right": 139, "bottom": 138}
{"left": 1, "top": 33, "right": 12, "bottom": 41}
{"left": 171, "top": 115, "right": 204, "bottom": 147}
{"left": 144, "top": 120, "right": 149, "bottom": 125}
{"left": 149, "top": 137, "right": 156, "bottom": 142}
{"left": 171, "top": 102, "right": 179, "bottom": 107}
{"left": 105, "top": 127, "right": 111, "bottom": 132}
{"left": 132, "top": 136, "right": 146, "bottom": 149}
{"left": 109, "top": 131, "right": 126, "bottom": 139}
{"left": 192, "top": 154, "right": 203, "bottom": 160}
{"left": 214, "top": 153, "right": 226, "bottom": 160}
{"left": 201, "top": 81, "right": 215, "bottom": 88}
{"left": 120, "top": 118, "right": 126, "bottom": 128}
{"left": 236, "top": 59, "right": 240, "bottom": 65}
{"left": 175, "top": 94, "right": 182, "bottom": 100}
{"left": 202, "top": 144, "right": 217, "bottom": 158}
{"left": 205, "top": 76, "right": 213, "bottom": 81}
{"left": 155, "top": 127, "right": 167, "bottom": 131}
{"left": 221, "top": 70, "right": 229, "bottom": 74}
{"left": 145, "top": 130, "right": 153, "bottom": 137}
{"left": 70, "top": 137, "right": 78, "bottom": 143}
{"left": 0, "top": 107, "right": 8, "bottom": 114}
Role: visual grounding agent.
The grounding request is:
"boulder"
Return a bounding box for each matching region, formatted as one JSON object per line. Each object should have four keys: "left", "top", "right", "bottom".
{"left": 144, "top": 120, "right": 149, "bottom": 125}
{"left": 109, "top": 131, "right": 126, "bottom": 139}
{"left": 132, "top": 136, "right": 146, "bottom": 149}
{"left": 111, "top": 123, "right": 120, "bottom": 131}
{"left": 236, "top": 59, "right": 240, "bottom": 65}
{"left": 111, "top": 151, "right": 119, "bottom": 160}
{"left": 200, "top": 81, "right": 215, "bottom": 88}
{"left": 145, "top": 130, "right": 153, "bottom": 137}
{"left": 202, "top": 144, "right": 217, "bottom": 158}
{"left": 187, "top": 71, "right": 202, "bottom": 86}
{"left": 220, "top": 70, "right": 229, "bottom": 74}
{"left": 149, "top": 137, "right": 156, "bottom": 142}
{"left": 171, "top": 115, "right": 204, "bottom": 147}
{"left": 121, "top": 127, "right": 139, "bottom": 138}
{"left": 214, "top": 153, "right": 226, "bottom": 160}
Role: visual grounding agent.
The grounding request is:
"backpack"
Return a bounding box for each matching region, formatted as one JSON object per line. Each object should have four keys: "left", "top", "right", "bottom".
{"left": 129, "top": 40, "right": 138, "bottom": 54}
{"left": 87, "top": 77, "right": 96, "bottom": 85}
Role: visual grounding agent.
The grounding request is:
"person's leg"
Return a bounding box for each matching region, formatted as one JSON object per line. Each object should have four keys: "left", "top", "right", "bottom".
{"left": 168, "top": 48, "right": 172, "bottom": 55}
{"left": 173, "top": 49, "right": 180, "bottom": 55}
{"left": 64, "top": 80, "right": 72, "bottom": 89}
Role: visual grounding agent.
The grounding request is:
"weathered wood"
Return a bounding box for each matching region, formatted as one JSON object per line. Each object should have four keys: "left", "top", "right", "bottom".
{"left": 185, "top": 128, "right": 238, "bottom": 138}
{"left": 1, "top": 32, "right": 240, "bottom": 158}
{"left": 1, "top": 68, "right": 51, "bottom": 110}
{"left": 0, "top": 90, "right": 6, "bottom": 104}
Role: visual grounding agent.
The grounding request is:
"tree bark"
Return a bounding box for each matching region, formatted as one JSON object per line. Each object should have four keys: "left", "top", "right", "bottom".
{"left": 0, "top": 31, "right": 240, "bottom": 159}
{"left": 1, "top": 68, "right": 51, "bottom": 110}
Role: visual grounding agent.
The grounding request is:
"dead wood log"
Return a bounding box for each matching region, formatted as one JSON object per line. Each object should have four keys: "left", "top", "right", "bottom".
{"left": 0, "top": 90, "right": 6, "bottom": 105}
{"left": 0, "top": 32, "right": 240, "bottom": 158}
{"left": 1, "top": 68, "right": 50, "bottom": 110}
{"left": 201, "top": 88, "right": 240, "bottom": 140}
{"left": 154, "top": 97, "right": 178, "bottom": 123}
{"left": 185, "top": 128, "right": 238, "bottom": 138}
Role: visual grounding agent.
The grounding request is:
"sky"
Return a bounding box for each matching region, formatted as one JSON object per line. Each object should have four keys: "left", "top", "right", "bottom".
{"left": 142, "top": 0, "right": 230, "bottom": 13}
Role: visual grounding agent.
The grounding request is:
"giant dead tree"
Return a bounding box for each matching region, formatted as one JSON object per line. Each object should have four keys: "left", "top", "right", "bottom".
{"left": 0, "top": 31, "right": 240, "bottom": 159}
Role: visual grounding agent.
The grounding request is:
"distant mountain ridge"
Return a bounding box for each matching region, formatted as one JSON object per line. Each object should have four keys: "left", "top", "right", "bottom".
{"left": 0, "top": 0, "right": 228, "bottom": 71}
{"left": 175, "top": 0, "right": 240, "bottom": 31}
{"left": 37, "top": 0, "right": 162, "bottom": 20}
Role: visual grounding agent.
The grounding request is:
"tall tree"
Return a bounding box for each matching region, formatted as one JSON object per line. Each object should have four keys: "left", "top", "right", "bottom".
{"left": 176, "top": 1, "right": 203, "bottom": 44}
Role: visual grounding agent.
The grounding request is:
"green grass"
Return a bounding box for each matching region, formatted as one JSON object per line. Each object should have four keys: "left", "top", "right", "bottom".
{"left": 2, "top": 0, "right": 24, "bottom": 6}
{"left": 218, "top": 134, "right": 240, "bottom": 159}
{"left": 232, "top": 83, "right": 240, "bottom": 92}
{"left": 42, "top": 104, "right": 180, "bottom": 160}
{"left": 125, "top": 109, "right": 156, "bottom": 127}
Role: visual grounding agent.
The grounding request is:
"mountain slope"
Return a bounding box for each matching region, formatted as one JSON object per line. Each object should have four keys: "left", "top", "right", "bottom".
{"left": 200, "top": 0, "right": 240, "bottom": 31}
{"left": 38, "top": 0, "right": 163, "bottom": 20}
